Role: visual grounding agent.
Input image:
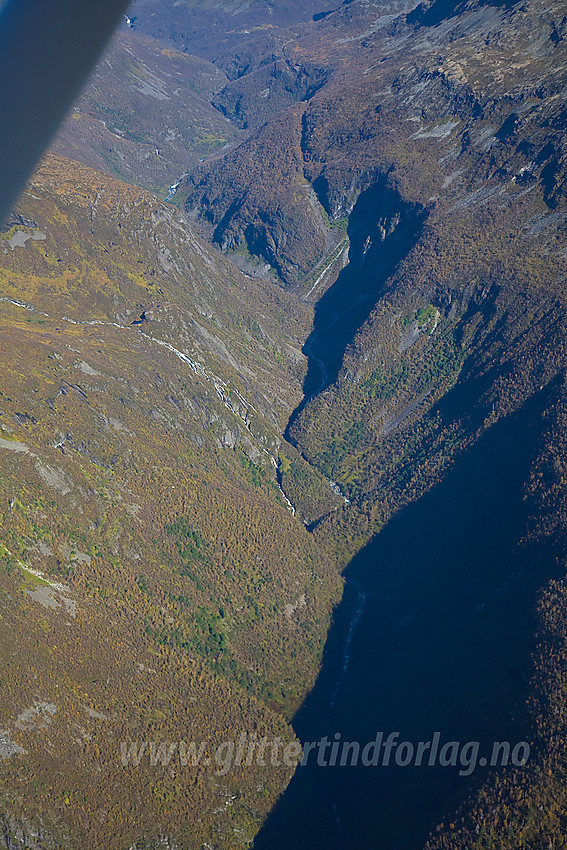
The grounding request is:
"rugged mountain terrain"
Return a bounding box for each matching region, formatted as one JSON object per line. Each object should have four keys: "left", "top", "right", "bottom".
{"left": 53, "top": 27, "right": 245, "bottom": 196}
{"left": 53, "top": 0, "right": 332, "bottom": 196}
{"left": 178, "top": 0, "right": 567, "bottom": 845}
{"left": 0, "top": 154, "right": 343, "bottom": 848}
{"left": 3, "top": 0, "right": 567, "bottom": 847}
{"left": 130, "top": 0, "right": 329, "bottom": 62}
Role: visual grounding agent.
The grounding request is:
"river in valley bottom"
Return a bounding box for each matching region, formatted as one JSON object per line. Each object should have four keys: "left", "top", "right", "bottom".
{"left": 255, "top": 382, "right": 561, "bottom": 849}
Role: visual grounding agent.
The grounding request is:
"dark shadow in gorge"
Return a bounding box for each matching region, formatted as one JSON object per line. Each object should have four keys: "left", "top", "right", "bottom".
{"left": 285, "top": 179, "right": 427, "bottom": 440}
{"left": 255, "top": 375, "right": 563, "bottom": 850}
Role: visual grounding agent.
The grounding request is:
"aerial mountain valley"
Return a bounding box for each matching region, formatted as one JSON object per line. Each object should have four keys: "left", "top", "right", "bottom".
{"left": 2, "top": 0, "right": 567, "bottom": 847}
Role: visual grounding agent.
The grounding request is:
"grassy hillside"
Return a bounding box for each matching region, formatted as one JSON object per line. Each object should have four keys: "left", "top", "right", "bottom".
{"left": 0, "top": 154, "right": 342, "bottom": 848}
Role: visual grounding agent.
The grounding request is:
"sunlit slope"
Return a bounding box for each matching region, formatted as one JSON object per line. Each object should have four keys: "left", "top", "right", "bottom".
{"left": 53, "top": 30, "right": 244, "bottom": 195}
{"left": 0, "top": 155, "right": 342, "bottom": 848}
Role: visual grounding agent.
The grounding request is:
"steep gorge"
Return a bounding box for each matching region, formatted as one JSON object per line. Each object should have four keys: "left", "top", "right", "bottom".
{"left": 3, "top": 0, "right": 567, "bottom": 847}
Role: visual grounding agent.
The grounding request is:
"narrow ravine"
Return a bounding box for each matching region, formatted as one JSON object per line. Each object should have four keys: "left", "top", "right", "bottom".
{"left": 256, "top": 378, "right": 557, "bottom": 850}
{"left": 164, "top": 170, "right": 189, "bottom": 203}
